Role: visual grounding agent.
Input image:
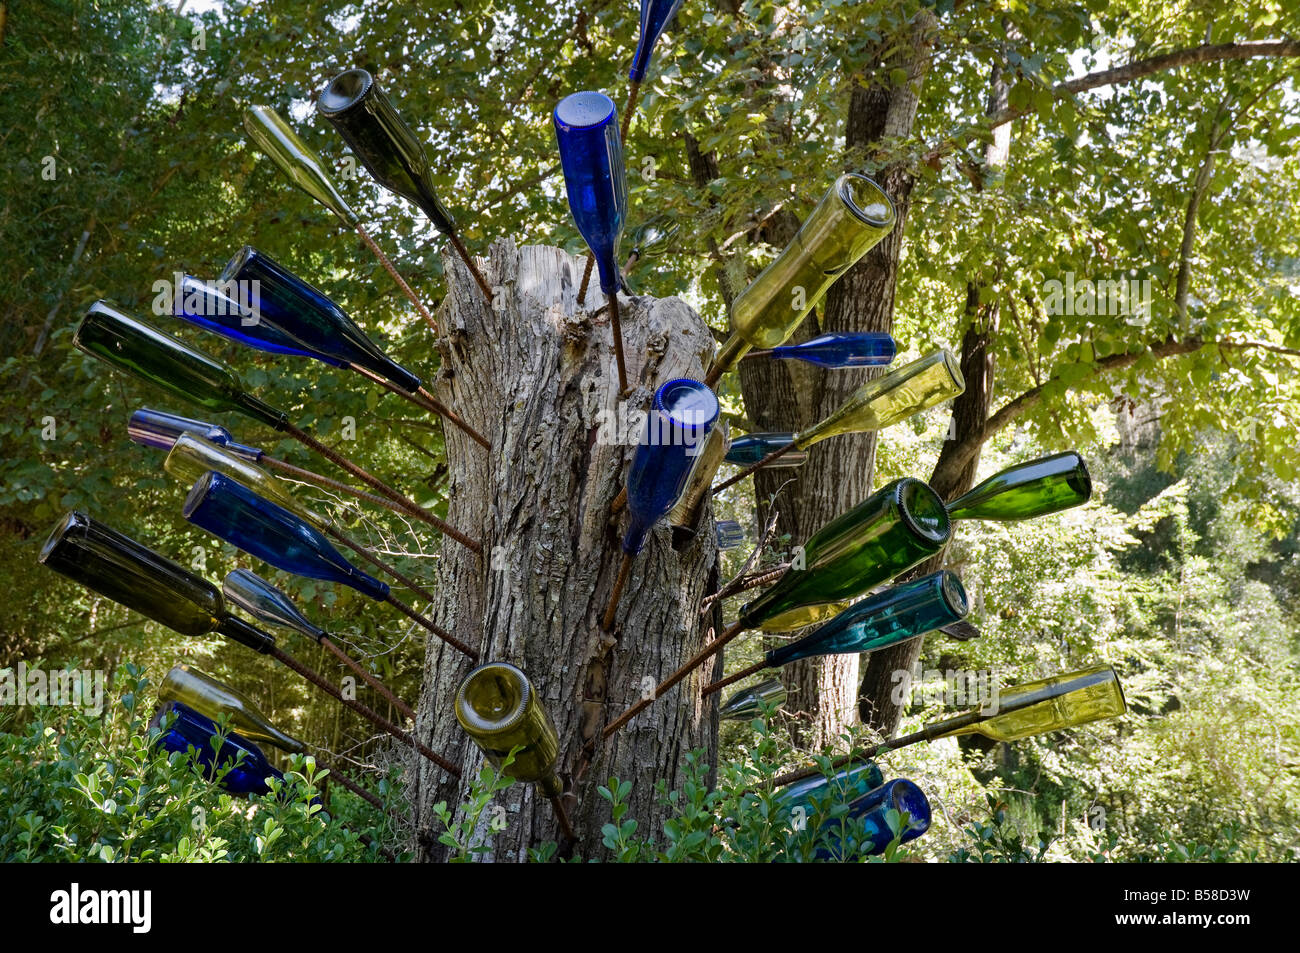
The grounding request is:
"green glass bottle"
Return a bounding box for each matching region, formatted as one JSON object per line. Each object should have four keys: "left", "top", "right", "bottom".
{"left": 792, "top": 350, "right": 964, "bottom": 450}
{"left": 711, "top": 174, "right": 896, "bottom": 377}
{"left": 317, "top": 69, "right": 456, "bottom": 234}
{"left": 38, "top": 511, "right": 275, "bottom": 654}
{"left": 74, "top": 302, "right": 286, "bottom": 430}
{"left": 758, "top": 601, "right": 851, "bottom": 633}
{"left": 159, "top": 663, "right": 305, "bottom": 753}
{"left": 243, "top": 105, "right": 359, "bottom": 228}
{"left": 923, "top": 664, "right": 1126, "bottom": 743}
{"left": 164, "top": 434, "right": 327, "bottom": 529}
{"left": 455, "top": 662, "right": 562, "bottom": 797}
{"left": 718, "top": 678, "right": 786, "bottom": 721}
{"left": 946, "top": 452, "right": 1092, "bottom": 521}
{"left": 739, "top": 479, "right": 951, "bottom": 629}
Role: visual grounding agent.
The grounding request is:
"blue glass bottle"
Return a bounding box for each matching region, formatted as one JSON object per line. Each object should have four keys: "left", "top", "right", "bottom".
{"left": 724, "top": 432, "right": 808, "bottom": 468}
{"left": 127, "top": 408, "right": 263, "bottom": 460}
{"left": 183, "top": 471, "right": 390, "bottom": 601}
{"left": 765, "top": 571, "right": 968, "bottom": 668}
{"left": 629, "top": 0, "right": 685, "bottom": 83}
{"left": 220, "top": 246, "right": 421, "bottom": 392}
{"left": 170, "top": 274, "right": 348, "bottom": 366}
{"left": 765, "top": 332, "right": 896, "bottom": 369}
{"left": 554, "top": 91, "right": 627, "bottom": 296}
{"left": 623, "top": 379, "right": 720, "bottom": 555}
{"left": 776, "top": 762, "right": 885, "bottom": 820}
{"left": 812, "top": 778, "right": 931, "bottom": 860}
{"left": 150, "top": 701, "right": 283, "bottom": 797}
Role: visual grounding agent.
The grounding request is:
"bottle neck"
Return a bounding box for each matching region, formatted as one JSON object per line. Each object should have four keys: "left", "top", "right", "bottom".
{"left": 217, "top": 615, "right": 277, "bottom": 655}
{"left": 234, "top": 392, "right": 289, "bottom": 431}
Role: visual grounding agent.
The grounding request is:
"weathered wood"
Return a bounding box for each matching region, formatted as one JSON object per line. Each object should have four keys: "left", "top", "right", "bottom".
{"left": 409, "top": 238, "right": 720, "bottom": 861}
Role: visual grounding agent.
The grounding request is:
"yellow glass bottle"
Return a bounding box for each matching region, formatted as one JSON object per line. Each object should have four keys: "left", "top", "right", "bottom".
{"left": 159, "top": 663, "right": 305, "bottom": 753}
{"left": 455, "top": 662, "right": 563, "bottom": 797}
{"left": 793, "top": 350, "right": 964, "bottom": 450}
{"left": 710, "top": 174, "right": 896, "bottom": 379}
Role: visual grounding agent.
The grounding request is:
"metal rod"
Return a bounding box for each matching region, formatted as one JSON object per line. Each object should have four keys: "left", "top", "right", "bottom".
{"left": 355, "top": 222, "right": 441, "bottom": 335}
{"left": 415, "top": 385, "right": 491, "bottom": 450}
{"left": 320, "top": 636, "right": 416, "bottom": 721}
{"left": 269, "top": 644, "right": 460, "bottom": 776}
{"left": 577, "top": 256, "right": 595, "bottom": 306}
{"left": 279, "top": 421, "right": 483, "bottom": 555}
{"left": 601, "top": 552, "right": 634, "bottom": 631}
{"left": 383, "top": 591, "right": 478, "bottom": 660}
{"left": 548, "top": 795, "right": 577, "bottom": 843}
{"left": 608, "top": 290, "right": 629, "bottom": 394}
{"left": 602, "top": 618, "right": 747, "bottom": 739}
{"left": 348, "top": 363, "right": 489, "bottom": 449}
{"left": 260, "top": 455, "right": 411, "bottom": 519}
{"left": 446, "top": 230, "right": 495, "bottom": 306}
{"left": 700, "top": 658, "right": 767, "bottom": 696}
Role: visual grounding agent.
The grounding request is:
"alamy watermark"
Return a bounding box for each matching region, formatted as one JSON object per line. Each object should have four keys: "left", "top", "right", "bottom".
{"left": 890, "top": 663, "right": 1002, "bottom": 715}
{"left": 1042, "top": 272, "right": 1152, "bottom": 325}
{"left": 0, "top": 663, "right": 105, "bottom": 715}
{"left": 595, "top": 402, "right": 712, "bottom": 452}
{"left": 151, "top": 272, "right": 262, "bottom": 325}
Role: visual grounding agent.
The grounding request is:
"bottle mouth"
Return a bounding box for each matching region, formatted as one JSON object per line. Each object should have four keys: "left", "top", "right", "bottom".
{"left": 886, "top": 779, "right": 932, "bottom": 834}
{"left": 936, "top": 570, "right": 969, "bottom": 617}
{"left": 181, "top": 471, "right": 218, "bottom": 520}
{"left": 218, "top": 245, "right": 258, "bottom": 285}
{"left": 455, "top": 662, "right": 532, "bottom": 736}
{"left": 653, "top": 378, "right": 719, "bottom": 434}
{"left": 1067, "top": 452, "right": 1093, "bottom": 502}
{"left": 836, "top": 173, "right": 896, "bottom": 229}
{"left": 896, "top": 479, "right": 952, "bottom": 545}
{"left": 39, "top": 511, "right": 85, "bottom": 565}
{"left": 554, "top": 90, "right": 617, "bottom": 131}
{"left": 317, "top": 68, "right": 374, "bottom": 116}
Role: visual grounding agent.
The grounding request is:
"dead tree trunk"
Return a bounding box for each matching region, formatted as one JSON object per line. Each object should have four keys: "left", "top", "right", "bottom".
{"left": 408, "top": 239, "right": 720, "bottom": 861}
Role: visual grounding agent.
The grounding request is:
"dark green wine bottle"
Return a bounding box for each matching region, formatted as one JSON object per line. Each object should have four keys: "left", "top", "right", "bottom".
{"left": 739, "top": 479, "right": 951, "bottom": 629}
{"left": 317, "top": 69, "right": 455, "bottom": 234}
{"left": 74, "top": 302, "right": 286, "bottom": 430}
{"left": 946, "top": 452, "right": 1092, "bottom": 521}
{"left": 38, "top": 511, "right": 275, "bottom": 653}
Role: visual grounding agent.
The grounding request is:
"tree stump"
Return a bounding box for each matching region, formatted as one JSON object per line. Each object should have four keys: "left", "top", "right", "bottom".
{"left": 409, "top": 238, "right": 721, "bottom": 861}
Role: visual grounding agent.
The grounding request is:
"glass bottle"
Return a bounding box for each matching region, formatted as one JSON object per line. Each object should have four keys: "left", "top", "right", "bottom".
{"left": 738, "top": 478, "right": 952, "bottom": 629}
{"left": 222, "top": 569, "right": 326, "bottom": 643}
{"left": 182, "top": 472, "right": 389, "bottom": 601}
{"left": 317, "top": 68, "right": 456, "bottom": 234}
{"left": 629, "top": 0, "right": 685, "bottom": 82}
{"left": 150, "top": 701, "right": 285, "bottom": 796}
{"left": 712, "top": 174, "right": 896, "bottom": 374}
{"left": 666, "top": 420, "right": 729, "bottom": 530}
{"left": 725, "top": 432, "right": 808, "bottom": 468}
{"left": 242, "top": 104, "right": 359, "bottom": 228}
{"left": 165, "top": 434, "right": 324, "bottom": 527}
{"left": 623, "top": 379, "right": 720, "bottom": 554}
{"left": 718, "top": 678, "right": 786, "bottom": 721}
{"left": 765, "top": 571, "right": 968, "bottom": 668}
{"left": 455, "top": 662, "right": 563, "bottom": 797}
{"left": 925, "top": 664, "right": 1126, "bottom": 743}
{"left": 128, "top": 408, "right": 262, "bottom": 461}
{"left": 628, "top": 214, "right": 680, "bottom": 262}
{"left": 75, "top": 302, "right": 286, "bottom": 429}
{"left": 171, "top": 274, "right": 348, "bottom": 367}
{"left": 38, "top": 511, "right": 275, "bottom": 654}
{"left": 775, "top": 762, "right": 885, "bottom": 818}
{"left": 715, "top": 520, "right": 745, "bottom": 550}
{"left": 758, "top": 601, "right": 851, "bottom": 633}
{"left": 766, "top": 332, "right": 896, "bottom": 369}
{"left": 946, "top": 452, "right": 1092, "bottom": 521}
{"left": 793, "top": 349, "right": 964, "bottom": 450}
{"left": 158, "top": 664, "right": 305, "bottom": 753}
{"left": 554, "top": 91, "right": 627, "bottom": 295}
{"left": 220, "top": 245, "right": 421, "bottom": 393}
{"left": 812, "top": 778, "right": 931, "bottom": 859}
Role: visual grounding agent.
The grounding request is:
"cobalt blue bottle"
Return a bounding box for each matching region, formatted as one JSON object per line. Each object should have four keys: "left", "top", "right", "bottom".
{"left": 765, "top": 332, "right": 897, "bottom": 369}
{"left": 183, "top": 471, "right": 390, "bottom": 601}
{"left": 812, "top": 778, "right": 932, "bottom": 860}
{"left": 220, "top": 245, "right": 421, "bottom": 392}
{"left": 554, "top": 91, "right": 627, "bottom": 296}
{"left": 776, "top": 762, "right": 886, "bottom": 820}
{"left": 765, "top": 571, "right": 968, "bottom": 668}
{"left": 623, "top": 379, "right": 720, "bottom": 555}
{"left": 629, "top": 0, "right": 685, "bottom": 83}
{"left": 151, "top": 701, "right": 284, "bottom": 797}
{"left": 127, "top": 408, "right": 263, "bottom": 460}
{"left": 170, "top": 274, "right": 348, "bottom": 366}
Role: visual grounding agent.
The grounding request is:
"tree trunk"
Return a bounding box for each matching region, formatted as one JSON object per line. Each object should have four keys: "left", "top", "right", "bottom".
{"left": 408, "top": 239, "right": 721, "bottom": 861}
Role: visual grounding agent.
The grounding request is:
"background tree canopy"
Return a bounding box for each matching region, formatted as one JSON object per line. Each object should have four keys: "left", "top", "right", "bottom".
{"left": 1, "top": 0, "right": 1298, "bottom": 861}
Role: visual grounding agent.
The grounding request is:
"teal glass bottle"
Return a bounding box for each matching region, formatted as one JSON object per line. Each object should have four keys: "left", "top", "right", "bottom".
{"left": 725, "top": 432, "right": 807, "bottom": 468}
{"left": 718, "top": 678, "right": 786, "bottom": 721}
{"left": 38, "top": 511, "right": 275, "bottom": 654}
{"left": 75, "top": 302, "right": 287, "bottom": 429}
{"left": 775, "top": 762, "right": 885, "bottom": 821}
{"left": 739, "top": 478, "right": 952, "bottom": 630}
{"left": 812, "top": 779, "right": 931, "bottom": 860}
{"left": 947, "top": 452, "right": 1092, "bottom": 521}
{"left": 765, "top": 571, "right": 968, "bottom": 667}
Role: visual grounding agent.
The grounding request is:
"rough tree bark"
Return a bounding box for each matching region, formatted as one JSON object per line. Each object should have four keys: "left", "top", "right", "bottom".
{"left": 408, "top": 239, "right": 721, "bottom": 861}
